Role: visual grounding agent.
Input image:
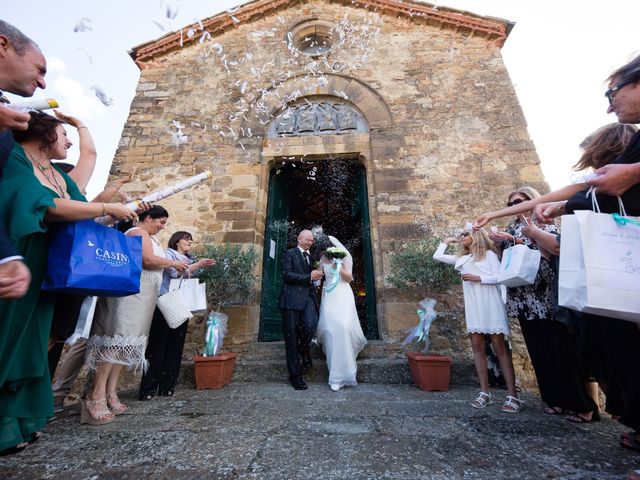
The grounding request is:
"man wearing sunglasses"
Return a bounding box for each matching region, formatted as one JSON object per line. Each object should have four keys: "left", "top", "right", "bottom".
{"left": 586, "top": 55, "right": 640, "bottom": 198}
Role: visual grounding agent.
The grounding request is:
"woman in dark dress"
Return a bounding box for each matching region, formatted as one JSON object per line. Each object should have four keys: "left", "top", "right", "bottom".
{"left": 138, "top": 231, "right": 215, "bottom": 400}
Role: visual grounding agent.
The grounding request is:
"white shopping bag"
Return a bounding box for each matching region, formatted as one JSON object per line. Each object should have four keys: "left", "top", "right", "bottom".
{"left": 157, "top": 289, "right": 193, "bottom": 328}
{"left": 497, "top": 244, "right": 541, "bottom": 287}
{"left": 558, "top": 210, "right": 640, "bottom": 323}
{"left": 169, "top": 278, "right": 207, "bottom": 314}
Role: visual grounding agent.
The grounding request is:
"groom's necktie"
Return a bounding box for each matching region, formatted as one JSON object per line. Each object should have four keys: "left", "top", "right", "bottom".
{"left": 303, "top": 251, "right": 310, "bottom": 265}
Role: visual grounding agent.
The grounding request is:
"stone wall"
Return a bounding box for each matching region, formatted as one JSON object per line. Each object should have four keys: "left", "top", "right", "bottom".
{"left": 112, "top": 0, "right": 547, "bottom": 382}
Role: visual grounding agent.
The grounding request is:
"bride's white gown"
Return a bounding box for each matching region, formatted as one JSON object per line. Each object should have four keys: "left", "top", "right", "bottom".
{"left": 316, "top": 259, "right": 367, "bottom": 389}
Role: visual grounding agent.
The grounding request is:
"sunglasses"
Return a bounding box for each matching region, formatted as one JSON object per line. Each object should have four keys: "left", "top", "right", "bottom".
{"left": 507, "top": 198, "right": 524, "bottom": 207}
{"left": 460, "top": 232, "right": 470, "bottom": 238}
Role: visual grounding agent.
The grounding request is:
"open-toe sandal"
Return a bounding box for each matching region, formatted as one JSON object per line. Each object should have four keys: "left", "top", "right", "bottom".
{"left": 470, "top": 391, "right": 493, "bottom": 409}
{"left": 566, "top": 409, "right": 600, "bottom": 424}
{"left": 106, "top": 394, "right": 128, "bottom": 415}
{"left": 81, "top": 398, "right": 114, "bottom": 425}
{"left": 544, "top": 406, "right": 565, "bottom": 415}
{"left": 502, "top": 395, "right": 523, "bottom": 413}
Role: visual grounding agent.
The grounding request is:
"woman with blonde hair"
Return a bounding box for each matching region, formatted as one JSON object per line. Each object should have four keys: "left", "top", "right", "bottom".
{"left": 433, "top": 227, "right": 521, "bottom": 412}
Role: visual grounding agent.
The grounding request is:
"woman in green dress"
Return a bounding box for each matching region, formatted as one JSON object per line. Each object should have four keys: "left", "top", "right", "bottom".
{"left": 0, "top": 111, "right": 136, "bottom": 455}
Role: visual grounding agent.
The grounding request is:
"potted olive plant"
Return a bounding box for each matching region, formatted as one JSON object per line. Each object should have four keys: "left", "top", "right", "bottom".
{"left": 191, "top": 243, "right": 258, "bottom": 389}
{"left": 387, "top": 237, "right": 460, "bottom": 391}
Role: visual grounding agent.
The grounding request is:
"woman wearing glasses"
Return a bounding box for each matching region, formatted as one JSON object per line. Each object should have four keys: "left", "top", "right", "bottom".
{"left": 483, "top": 187, "right": 598, "bottom": 422}
{"left": 433, "top": 227, "right": 520, "bottom": 413}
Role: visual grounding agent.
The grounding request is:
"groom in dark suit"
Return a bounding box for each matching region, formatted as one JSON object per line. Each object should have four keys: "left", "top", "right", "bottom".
{"left": 278, "top": 229, "right": 323, "bottom": 390}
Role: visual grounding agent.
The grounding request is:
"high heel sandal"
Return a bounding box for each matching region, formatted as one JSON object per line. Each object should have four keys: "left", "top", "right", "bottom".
{"left": 106, "top": 394, "right": 128, "bottom": 415}
{"left": 80, "top": 398, "right": 114, "bottom": 425}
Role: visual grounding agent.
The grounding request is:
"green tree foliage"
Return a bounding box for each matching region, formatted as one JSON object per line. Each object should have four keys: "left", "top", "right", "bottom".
{"left": 386, "top": 238, "right": 460, "bottom": 293}
{"left": 195, "top": 244, "right": 258, "bottom": 310}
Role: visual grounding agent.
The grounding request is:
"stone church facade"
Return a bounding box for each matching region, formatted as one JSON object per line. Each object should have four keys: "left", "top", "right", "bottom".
{"left": 113, "top": 0, "right": 547, "bottom": 374}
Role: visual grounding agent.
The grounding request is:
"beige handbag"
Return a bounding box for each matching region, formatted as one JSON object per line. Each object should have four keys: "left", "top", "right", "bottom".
{"left": 157, "top": 289, "right": 193, "bottom": 329}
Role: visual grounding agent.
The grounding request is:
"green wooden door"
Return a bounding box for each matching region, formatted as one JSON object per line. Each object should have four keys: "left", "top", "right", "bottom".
{"left": 258, "top": 168, "right": 289, "bottom": 341}
{"left": 354, "top": 167, "right": 379, "bottom": 340}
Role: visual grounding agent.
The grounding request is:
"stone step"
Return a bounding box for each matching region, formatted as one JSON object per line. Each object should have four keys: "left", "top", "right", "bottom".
{"left": 178, "top": 356, "right": 477, "bottom": 387}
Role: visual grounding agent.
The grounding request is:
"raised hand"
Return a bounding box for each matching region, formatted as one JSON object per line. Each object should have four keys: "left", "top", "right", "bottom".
{"left": 53, "top": 110, "right": 85, "bottom": 129}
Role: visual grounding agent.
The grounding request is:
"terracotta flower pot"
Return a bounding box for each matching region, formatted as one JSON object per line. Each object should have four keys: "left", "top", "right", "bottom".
{"left": 405, "top": 351, "right": 451, "bottom": 391}
{"left": 193, "top": 352, "right": 237, "bottom": 390}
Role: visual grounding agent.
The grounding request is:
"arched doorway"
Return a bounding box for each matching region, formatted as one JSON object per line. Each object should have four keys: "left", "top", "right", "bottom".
{"left": 258, "top": 157, "right": 379, "bottom": 341}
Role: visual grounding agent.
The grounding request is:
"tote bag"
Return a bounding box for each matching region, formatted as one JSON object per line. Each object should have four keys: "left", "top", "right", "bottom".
{"left": 157, "top": 289, "right": 193, "bottom": 329}
{"left": 169, "top": 277, "right": 208, "bottom": 314}
{"left": 558, "top": 209, "right": 640, "bottom": 323}
{"left": 42, "top": 220, "right": 142, "bottom": 297}
{"left": 497, "top": 244, "right": 541, "bottom": 287}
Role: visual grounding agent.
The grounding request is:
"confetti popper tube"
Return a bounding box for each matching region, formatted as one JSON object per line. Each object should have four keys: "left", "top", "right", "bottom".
{"left": 11, "top": 98, "right": 59, "bottom": 111}
{"left": 125, "top": 171, "right": 213, "bottom": 210}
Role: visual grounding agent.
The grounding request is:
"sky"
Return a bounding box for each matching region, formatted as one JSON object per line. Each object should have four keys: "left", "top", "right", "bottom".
{"left": 3, "top": 0, "right": 639, "bottom": 198}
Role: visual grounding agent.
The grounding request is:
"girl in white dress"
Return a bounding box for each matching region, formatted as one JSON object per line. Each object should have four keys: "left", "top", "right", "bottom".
{"left": 433, "top": 227, "right": 522, "bottom": 413}
{"left": 316, "top": 236, "right": 367, "bottom": 392}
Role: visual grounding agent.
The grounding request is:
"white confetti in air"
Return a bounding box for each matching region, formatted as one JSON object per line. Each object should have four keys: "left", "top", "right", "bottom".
{"left": 151, "top": 20, "right": 166, "bottom": 31}
{"left": 230, "top": 16, "right": 240, "bottom": 25}
{"left": 212, "top": 43, "right": 223, "bottom": 54}
{"left": 170, "top": 120, "right": 188, "bottom": 147}
{"left": 90, "top": 85, "right": 114, "bottom": 106}
{"left": 73, "top": 18, "right": 93, "bottom": 33}
{"left": 317, "top": 76, "right": 328, "bottom": 87}
{"left": 77, "top": 47, "right": 93, "bottom": 64}
{"left": 239, "top": 81, "right": 248, "bottom": 94}
{"left": 187, "top": 28, "right": 196, "bottom": 39}
{"left": 165, "top": 4, "right": 178, "bottom": 20}
{"left": 199, "top": 31, "right": 211, "bottom": 44}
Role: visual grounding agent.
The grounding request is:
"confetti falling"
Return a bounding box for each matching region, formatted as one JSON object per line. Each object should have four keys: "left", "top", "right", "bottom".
{"left": 73, "top": 18, "right": 93, "bottom": 33}
{"left": 90, "top": 85, "right": 114, "bottom": 106}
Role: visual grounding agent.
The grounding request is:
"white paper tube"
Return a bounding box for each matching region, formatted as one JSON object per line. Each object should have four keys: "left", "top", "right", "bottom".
{"left": 125, "top": 171, "right": 213, "bottom": 210}
{"left": 11, "top": 98, "right": 59, "bottom": 111}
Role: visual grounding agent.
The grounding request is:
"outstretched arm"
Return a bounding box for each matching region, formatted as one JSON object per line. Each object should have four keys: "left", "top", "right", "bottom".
{"left": 474, "top": 184, "right": 585, "bottom": 229}
{"left": 54, "top": 111, "right": 96, "bottom": 194}
{"left": 432, "top": 239, "right": 457, "bottom": 265}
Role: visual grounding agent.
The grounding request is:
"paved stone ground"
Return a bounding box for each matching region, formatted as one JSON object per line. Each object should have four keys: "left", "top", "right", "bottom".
{"left": 1, "top": 383, "right": 638, "bottom": 479}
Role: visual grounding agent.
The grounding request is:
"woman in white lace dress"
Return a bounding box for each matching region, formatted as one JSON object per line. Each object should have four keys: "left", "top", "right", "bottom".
{"left": 316, "top": 236, "right": 367, "bottom": 392}
{"left": 83, "top": 206, "right": 188, "bottom": 425}
{"left": 433, "top": 227, "right": 521, "bottom": 413}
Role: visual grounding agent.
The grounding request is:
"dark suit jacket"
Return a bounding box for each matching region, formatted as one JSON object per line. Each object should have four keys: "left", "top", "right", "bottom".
{"left": 0, "top": 130, "right": 19, "bottom": 260}
{"left": 278, "top": 247, "right": 317, "bottom": 311}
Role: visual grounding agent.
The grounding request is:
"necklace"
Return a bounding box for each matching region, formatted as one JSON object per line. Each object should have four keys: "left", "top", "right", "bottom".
{"left": 23, "top": 146, "right": 68, "bottom": 199}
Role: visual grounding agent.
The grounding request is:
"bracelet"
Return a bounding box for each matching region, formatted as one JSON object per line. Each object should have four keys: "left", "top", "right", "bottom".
{"left": 101, "top": 203, "right": 107, "bottom": 216}
{"left": 77, "top": 126, "right": 88, "bottom": 130}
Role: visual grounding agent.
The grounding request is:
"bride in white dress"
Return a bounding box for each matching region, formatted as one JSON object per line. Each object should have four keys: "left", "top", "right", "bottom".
{"left": 316, "top": 236, "right": 367, "bottom": 391}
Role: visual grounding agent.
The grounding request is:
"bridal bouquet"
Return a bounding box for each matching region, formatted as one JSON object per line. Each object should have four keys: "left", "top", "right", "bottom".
{"left": 325, "top": 247, "right": 348, "bottom": 260}
{"left": 324, "top": 247, "right": 348, "bottom": 293}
